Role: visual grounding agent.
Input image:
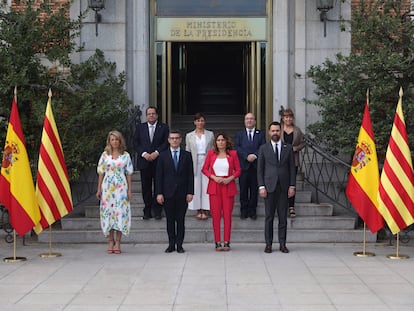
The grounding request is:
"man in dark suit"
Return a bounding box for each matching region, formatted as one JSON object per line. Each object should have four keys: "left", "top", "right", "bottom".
{"left": 156, "top": 130, "right": 194, "bottom": 253}
{"left": 134, "top": 106, "right": 169, "bottom": 220}
{"left": 257, "top": 121, "right": 296, "bottom": 254}
{"left": 234, "top": 112, "right": 266, "bottom": 220}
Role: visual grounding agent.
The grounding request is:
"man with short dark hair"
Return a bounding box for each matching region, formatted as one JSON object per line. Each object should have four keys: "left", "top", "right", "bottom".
{"left": 257, "top": 121, "right": 296, "bottom": 254}
{"left": 134, "top": 106, "right": 169, "bottom": 220}
{"left": 156, "top": 130, "right": 194, "bottom": 253}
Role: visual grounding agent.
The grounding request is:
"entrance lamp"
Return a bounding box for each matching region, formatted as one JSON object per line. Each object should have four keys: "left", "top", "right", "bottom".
{"left": 88, "top": 0, "right": 106, "bottom": 36}
{"left": 316, "top": 0, "right": 335, "bottom": 37}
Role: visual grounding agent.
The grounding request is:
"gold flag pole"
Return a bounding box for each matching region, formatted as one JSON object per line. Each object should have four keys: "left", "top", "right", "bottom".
{"left": 353, "top": 223, "right": 375, "bottom": 257}
{"left": 387, "top": 232, "right": 409, "bottom": 259}
{"left": 39, "top": 226, "right": 61, "bottom": 258}
{"left": 4, "top": 230, "right": 27, "bottom": 263}
{"left": 38, "top": 90, "right": 61, "bottom": 258}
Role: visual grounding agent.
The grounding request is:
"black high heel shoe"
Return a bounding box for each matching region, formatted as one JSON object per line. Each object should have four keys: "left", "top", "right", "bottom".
{"left": 223, "top": 242, "right": 230, "bottom": 251}
{"left": 215, "top": 242, "right": 222, "bottom": 251}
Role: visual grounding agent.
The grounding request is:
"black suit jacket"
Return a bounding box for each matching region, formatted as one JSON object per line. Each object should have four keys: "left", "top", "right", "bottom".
{"left": 134, "top": 121, "right": 169, "bottom": 170}
{"left": 234, "top": 129, "right": 266, "bottom": 171}
{"left": 155, "top": 149, "right": 194, "bottom": 199}
{"left": 257, "top": 142, "right": 296, "bottom": 193}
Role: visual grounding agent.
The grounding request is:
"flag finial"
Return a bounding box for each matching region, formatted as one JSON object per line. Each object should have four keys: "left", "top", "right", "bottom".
{"left": 366, "top": 88, "right": 369, "bottom": 106}
{"left": 14, "top": 86, "right": 17, "bottom": 99}
{"left": 399, "top": 87, "right": 403, "bottom": 98}
{"left": 48, "top": 88, "right": 52, "bottom": 98}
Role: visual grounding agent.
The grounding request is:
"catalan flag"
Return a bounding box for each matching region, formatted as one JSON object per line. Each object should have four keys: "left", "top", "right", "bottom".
{"left": 346, "top": 96, "right": 384, "bottom": 233}
{"left": 0, "top": 93, "right": 40, "bottom": 236}
{"left": 378, "top": 88, "right": 414, "bottom": 234}
{"left": 34, "top": 89, "right": 73, "bottom": 234}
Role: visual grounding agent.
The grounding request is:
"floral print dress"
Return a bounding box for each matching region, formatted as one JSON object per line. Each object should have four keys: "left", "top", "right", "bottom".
{"left": 97, "top": 151, "right": 133, "bottom": 236}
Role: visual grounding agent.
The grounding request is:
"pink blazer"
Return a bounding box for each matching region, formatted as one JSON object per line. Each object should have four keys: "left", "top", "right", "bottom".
{"left": 202, "top": 149, "right": 241, "bottom": 196}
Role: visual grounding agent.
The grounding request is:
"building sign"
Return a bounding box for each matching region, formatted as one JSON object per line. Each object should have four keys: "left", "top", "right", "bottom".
{"left": 156, "top": 18, "right": 266, "bottom": 41}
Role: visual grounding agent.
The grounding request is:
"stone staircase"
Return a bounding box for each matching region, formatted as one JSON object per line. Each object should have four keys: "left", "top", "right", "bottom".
{"left": 37, "top": 173, "right": 377, "bottom": 244}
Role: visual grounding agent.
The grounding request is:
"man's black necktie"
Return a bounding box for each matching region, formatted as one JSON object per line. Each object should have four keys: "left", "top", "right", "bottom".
{"left": 275, "top": 144, "right": 279, "bottom": 163}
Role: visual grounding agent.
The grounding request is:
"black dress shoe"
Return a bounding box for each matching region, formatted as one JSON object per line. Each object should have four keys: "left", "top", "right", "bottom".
{"left": 142, "top": 215, "right": 152, "bottom": 220}
{"left": 165, "top": 246, "right": 175, "bottom": 253}
{"left": 264, "top": 245, "right": 272, "bottom": 253}
{"left": 177, "top": 247, "right": 185, "bottom": 253}
{"left": 250, "top": 214, "right": 257, "bottom": 220}
{"left": 279, "top": 245, "right": 289, "bottom": 253}
{"left": 154, "top": 215, "right": 162, "bottom": 220}
{"left": 240, "top": 214, "right": 247, "bottom": 220}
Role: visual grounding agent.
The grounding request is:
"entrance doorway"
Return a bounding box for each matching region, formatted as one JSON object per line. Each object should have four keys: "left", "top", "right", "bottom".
{"left": 154, "top": 40, "right": 268, "bottom": 131}
{"left": 172, "top": 42, "right": 246, "bottom": 115}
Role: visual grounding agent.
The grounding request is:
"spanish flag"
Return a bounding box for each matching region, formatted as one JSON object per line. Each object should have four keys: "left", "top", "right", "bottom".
{"left": 34, "top": 90, "right": 73, "bottom": 234}
{"left": 346, "top": 96, "right": 384, "bottom": 233}
{"left": 378, "top": 88, "right": 414, "bottom": 234}
{"left": 0, "top": 94, "right": 40, "bottom": 236}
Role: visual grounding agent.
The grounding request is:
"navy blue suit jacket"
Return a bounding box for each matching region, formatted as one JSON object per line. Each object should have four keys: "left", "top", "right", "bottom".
{"left": 134, "top": 121, "right": 169, "bottom": 170}
{"left": 234, "top": 129, "right": 266, "bottom": 171}
{"left": 155, "top": 149, "right": 194, "bottom": 200}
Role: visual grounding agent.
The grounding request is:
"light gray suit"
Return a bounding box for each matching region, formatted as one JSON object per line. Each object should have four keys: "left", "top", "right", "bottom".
{"left": 185, "top": 129, "right": 214, "bottom": 211}
{"left": 257, "top": 141, "right": 296, "bottom": 246}
{"left": 185, "top": 129, "right": 214, "bottom": 173}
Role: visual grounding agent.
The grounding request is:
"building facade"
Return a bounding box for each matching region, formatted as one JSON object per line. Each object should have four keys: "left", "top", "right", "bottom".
{"left": 71, "top": 0, "right": 352, "bottom": 131}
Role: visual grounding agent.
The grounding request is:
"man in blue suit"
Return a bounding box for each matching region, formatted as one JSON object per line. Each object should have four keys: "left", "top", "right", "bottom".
{"left": 156, "top": 130, "right": 194, "bottom": 253}
{"left": 134, "top": 106, "right": 169, "bottom": 220}
{"left": 234, "top": 113, "right": 266, "bottom": 220}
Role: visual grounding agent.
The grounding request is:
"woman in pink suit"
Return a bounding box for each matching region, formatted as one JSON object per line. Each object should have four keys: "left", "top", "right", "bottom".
{"left": 202, "top": 132, "right": 241, "bottom": 251}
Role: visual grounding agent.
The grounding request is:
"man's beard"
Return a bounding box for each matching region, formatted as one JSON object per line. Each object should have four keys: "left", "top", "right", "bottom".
{"left": 271, "top": 134, "right": 280, "bottom": 142}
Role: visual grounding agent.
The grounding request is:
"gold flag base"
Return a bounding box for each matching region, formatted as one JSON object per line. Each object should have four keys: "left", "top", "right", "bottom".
{"left": 38, "top": 226, "right": 62, "bottom": 258}
{"left": 3, "top": 256, "right": 26, "bottom": 263}
{"left": 353, "top": 223, "right": 376, "bottom": 257}
{"left": 353, "top": 251, "right": 375, "bottom": 257}
{"left": 39, "top": 252, "right": 62, "bottom": 258}
{"left": 386, "top": 232, "right": 409, "bottom": 259}
{"left": 3, "top": 231, "right": 27, "bottom": 263}
{"left": 386, "top": 253, "right": 409, "bottom": 260}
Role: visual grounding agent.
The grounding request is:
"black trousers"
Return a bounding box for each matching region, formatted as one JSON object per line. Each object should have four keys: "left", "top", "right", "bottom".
{"left": 264, "top": 183, "right": 288, "bottom": 246}
{"left": 140, "top": 161, "right": 162, "bottom": 217}
{"left": 239, "top": 165, "right": 259, "bottom": 217}
{"left": 163, "top": 196, "right": 188, "bottom": 247}
{"left": 288, "top": 166, "right": 298, "bottom": 208}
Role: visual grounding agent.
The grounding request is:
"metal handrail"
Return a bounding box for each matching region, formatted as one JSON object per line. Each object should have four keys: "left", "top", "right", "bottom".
{"left": 299, "top": 135, "right": 356, "bottom": 216}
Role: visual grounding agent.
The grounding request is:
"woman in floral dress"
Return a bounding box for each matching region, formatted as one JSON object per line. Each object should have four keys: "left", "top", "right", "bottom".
{"left": 96, "top": 130, "right": 133, "bottom": 254}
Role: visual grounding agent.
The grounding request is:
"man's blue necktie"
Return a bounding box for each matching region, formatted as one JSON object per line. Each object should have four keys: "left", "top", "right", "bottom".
{"left": 173, "top": 150, "right": 178, "bottom": 170}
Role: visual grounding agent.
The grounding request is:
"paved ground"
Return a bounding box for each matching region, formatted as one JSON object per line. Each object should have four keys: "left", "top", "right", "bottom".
{"left": 0, "top": 238, "right": 414, "bottom": 311}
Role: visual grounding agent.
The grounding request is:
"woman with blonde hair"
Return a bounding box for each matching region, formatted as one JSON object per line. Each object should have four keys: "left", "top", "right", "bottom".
{"left": 96, "top": 130, "right": 133, "bottom": 254}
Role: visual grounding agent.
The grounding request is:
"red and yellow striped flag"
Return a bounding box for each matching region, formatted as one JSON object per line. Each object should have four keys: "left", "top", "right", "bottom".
{"left": 0, "top": 94, "right": 40, "bottom": 236}
{"left": 34, "top": 89, "right": 73, "bottom": 234}
{"left": 346, "top": 97, "right": 384, "bottom": 233}
{"left": 378, "top": 88, "right": 414, "bottom": 234}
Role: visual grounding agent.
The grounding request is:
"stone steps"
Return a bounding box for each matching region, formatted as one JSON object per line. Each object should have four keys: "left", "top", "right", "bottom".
{"left": 36, "top": 166, "right": 376, "bottom": 244}
{"left": 38, "top": 228, "right": 376, "bottom": 244}
{"left": 59, "top": 215, "right": 355, "bottom": 231}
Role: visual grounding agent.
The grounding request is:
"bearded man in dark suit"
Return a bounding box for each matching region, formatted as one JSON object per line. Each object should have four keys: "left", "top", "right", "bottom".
{"left": 257, "top": 121, "right": 296, "bottom": 254}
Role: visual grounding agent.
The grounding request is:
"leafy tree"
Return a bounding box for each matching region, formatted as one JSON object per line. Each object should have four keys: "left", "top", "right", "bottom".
{"left": 0, "top": 1, "right": 137, "bottom": 180}
{"left": 306, "top": 0, "right": 414, "bottom": 161}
